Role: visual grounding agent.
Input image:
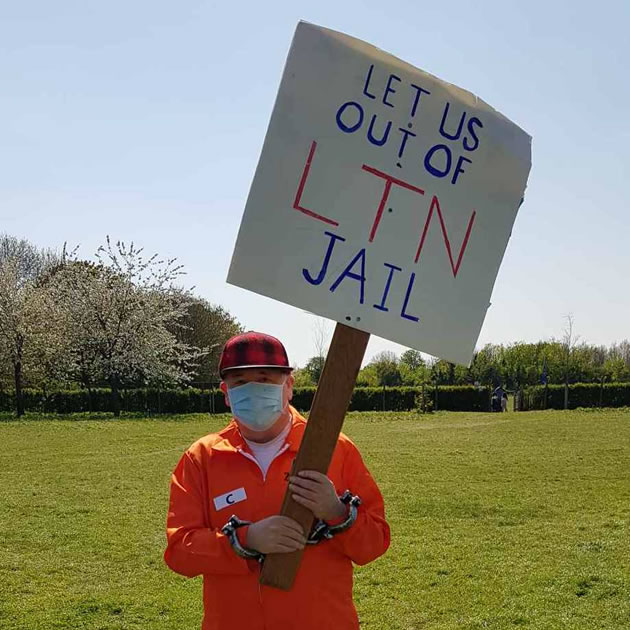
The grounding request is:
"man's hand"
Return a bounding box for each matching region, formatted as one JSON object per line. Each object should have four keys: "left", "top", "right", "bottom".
{"left": 289, "top": 470, "right": 347, "bottom": 522}
{"left": 245, "top": 516, "right": 306, "bottom": 554}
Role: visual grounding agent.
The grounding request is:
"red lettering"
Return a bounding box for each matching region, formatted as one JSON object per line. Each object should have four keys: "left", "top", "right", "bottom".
{"left": 414, "top": 195, "right": 476, "bottom": 277}
{"left": 293, "top": 141, "right": 339, "bottom": 227}
{"left": 360, "top": 165, "right": 425, "bottom": 242}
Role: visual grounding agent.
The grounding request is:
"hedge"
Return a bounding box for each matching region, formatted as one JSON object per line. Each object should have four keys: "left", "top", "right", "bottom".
{"left": 3, "top": 384, "right": 629, "bottom": 416}
{"left": 522, "top": 383, "right": 630, "bottom": 410}
{"left": 0, "top": 388, "right": 227, "bottom": 415}
{"left": 0, "top": 385, "right": 492, "bottom": 415}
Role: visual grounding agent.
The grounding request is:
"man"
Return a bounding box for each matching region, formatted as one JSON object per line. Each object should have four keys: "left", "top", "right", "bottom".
{"left": 492, "top": 385, "right": 505, "bottom": 412}
{"left": 164, "top": 331, "right": 390, "bottom": 630}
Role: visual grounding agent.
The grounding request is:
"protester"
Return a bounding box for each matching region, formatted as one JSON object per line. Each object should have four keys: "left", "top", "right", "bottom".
{"left": 164, "top": 331, "right": 390, "bottom": 630}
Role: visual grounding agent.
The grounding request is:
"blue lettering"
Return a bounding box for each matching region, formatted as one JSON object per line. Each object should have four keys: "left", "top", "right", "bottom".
{"left": 463, "top": 117, "right": 483, "bottom": 151}
{"left": 439, "top": 102, "right": 466, "bottom": 141}
{"left": 373, "top": 263, "right": 402, "bottom": 312}
{"left": 410, "top": 84, "right": 431, "bottom": 118}
{"left": 401, "top": 272, "right": 420, "bottom": 322}
{"left": 302, "top": 231, "right": 346, "bottom": 285}
{"left": 452, "top": 156, "right": 472, "bottom": 185}
{"left": 336, "top": 101, "right": 364, "bottom": 134}
{"left": 367, "top": 114, "right": 392, "bottom": 147}
{"left": 330, "top": 249, "right": 367, "bottom": 304}
{"left": 383, "top": 74, "right": 401, "bottom": 108}
{"left": 362, "top": 64, "right": 377, "bottom": 100}
{"left": 424, "top": 144, "right": 452, "bottom": 179}
{"left": 396, "top": 127, "right": 417, "bottom": 159}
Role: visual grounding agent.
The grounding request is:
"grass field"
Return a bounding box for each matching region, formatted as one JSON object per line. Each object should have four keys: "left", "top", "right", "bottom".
{"left": 1, "top": 409, "right": 629, "bottom": 629}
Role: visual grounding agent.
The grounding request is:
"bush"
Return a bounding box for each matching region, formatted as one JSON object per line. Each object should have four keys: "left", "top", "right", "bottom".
{"left": 0, "top": 388, "right": 221, "bottom": 415}
{"left": 291, "top": 387, "right": 316, "bottom": 411}
{"left": 433, "top": 386, "right": 491, "bottom": 412}
{"left": 282, "top": 386, "right": 491, "bottom": 413}
{"left": 523, "top": 383, "right": 630, "bottom": 410}
{"left": 0, "top": 385, "right": 492, "bottom": 415}
{"left": 4, "top": 383, "right": 627, "bottom": 416}
{"left": 350, "top": 387, "right": 418, "bottom": 411}
{"left": 415, "top": 388, "right": 434, "bottom": 413}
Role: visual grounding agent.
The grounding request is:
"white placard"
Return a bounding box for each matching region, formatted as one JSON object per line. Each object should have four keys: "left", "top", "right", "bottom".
{"left": 227, "top": 22, "right": 531, "bottom": 365}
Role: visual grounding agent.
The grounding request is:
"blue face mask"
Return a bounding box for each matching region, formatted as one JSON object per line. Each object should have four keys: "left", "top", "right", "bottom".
{"left": 227, "top": 381, "right": 286, "bottom": 432}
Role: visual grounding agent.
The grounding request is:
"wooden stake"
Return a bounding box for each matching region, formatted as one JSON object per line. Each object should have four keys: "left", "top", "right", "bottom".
{"left": 259, "top": 323, "right": 370, "bottom": 590}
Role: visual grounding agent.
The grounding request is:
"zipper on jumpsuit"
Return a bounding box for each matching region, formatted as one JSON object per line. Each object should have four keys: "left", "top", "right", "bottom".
{"left": 236, "top": 444, "right": 291, "bottom": 611}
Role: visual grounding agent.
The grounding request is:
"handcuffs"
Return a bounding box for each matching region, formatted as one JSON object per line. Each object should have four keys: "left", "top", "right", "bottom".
{"left": 221, "top": 490, "right": 362, "bottom": 563}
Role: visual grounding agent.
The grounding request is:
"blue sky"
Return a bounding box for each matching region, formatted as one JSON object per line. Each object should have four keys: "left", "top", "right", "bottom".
{"left": 2, "top": 0, "right": 628, "bottom": 368}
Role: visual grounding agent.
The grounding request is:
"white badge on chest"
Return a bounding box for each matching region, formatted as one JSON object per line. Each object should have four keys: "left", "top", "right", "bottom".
{"left": 213, "top": 487, "right": 247, "bottom": 511}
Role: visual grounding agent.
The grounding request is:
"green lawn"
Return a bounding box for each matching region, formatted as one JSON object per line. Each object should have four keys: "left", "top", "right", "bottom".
{"left": 1, "top": 409, "right": 629, "bottom": 629}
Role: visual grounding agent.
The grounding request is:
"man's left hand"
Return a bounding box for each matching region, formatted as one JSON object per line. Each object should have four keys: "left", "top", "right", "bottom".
{"left": 288, "top": 471, "right": 347, "bottom": 522}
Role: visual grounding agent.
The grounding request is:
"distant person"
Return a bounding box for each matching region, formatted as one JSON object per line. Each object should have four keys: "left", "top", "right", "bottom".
{"left": 164, "top": 331, "right": 390, "bottom": 630}
{"left": 492, "top": 385, "right": 505, "bottom": 412}
{"left": 501, "top": 392, "right": 508, "bottom": 412}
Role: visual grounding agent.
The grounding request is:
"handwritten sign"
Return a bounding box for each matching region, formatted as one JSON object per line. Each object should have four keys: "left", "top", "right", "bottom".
{"left": 227, "top": 22, "right": 531, "bottom": 365}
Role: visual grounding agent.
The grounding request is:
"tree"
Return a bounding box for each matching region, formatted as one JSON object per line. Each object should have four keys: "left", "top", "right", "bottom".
{"left": 603, "top": 352, "right": 630, "bottom": 382}
{"left": 561, "top": 314, "right": 578, "bottom": 409}
{"left": 292, "top": 367, "right": 316, "bottom": 387}
{"left": 430, "top": 359, "right": 457, "bottom": 385}
{"left": 50, "top": 238, "right": 202, "bottom": 416}
{"left": 0, "top": 234, "right": 58, "bottom": 283}
{"left": 399, "top": 349, "right": 428, "bottom": 385}
{"left": 469, "top": 344, "right": 500, "bottom": 386}
{"left": 312, "top": 317, "right": 330, "bottom": 363}
{"left": 176, "top": 298, "right": 243, "bottom": 385}
{"left": 304, "top": 355, "right": 326, "bottom": 385}
{"left": 400, "top": 349, "right": 424, "bottom": 371}
{"left": 500, "top": 343, "right": 544, "bottom": 388}
{"left": 356, "top": 363, "right": 379, "bottom": 387}
{"left": 369, "top": 351, "right": 402, "bottom": 387}
{"left": 609, "top": 340, "right": 630, "bottom": 367}
{"left": 611, "top": 341, "right": 630, "bottom": 380}
{"left": 0, "top": 235, "right": 60, "bottom": 415}
{"left": 0, "top": 258, "right": 40, "bottom": 415}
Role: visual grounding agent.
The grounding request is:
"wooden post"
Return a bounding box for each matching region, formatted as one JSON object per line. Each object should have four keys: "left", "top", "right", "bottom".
{"left": 259, "top": 323, "right": 370, "bottom": 590}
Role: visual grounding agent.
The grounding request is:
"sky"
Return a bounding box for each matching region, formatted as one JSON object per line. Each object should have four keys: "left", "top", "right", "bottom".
{"left": 1, "top": 0, "right": 629, "bottom": 368}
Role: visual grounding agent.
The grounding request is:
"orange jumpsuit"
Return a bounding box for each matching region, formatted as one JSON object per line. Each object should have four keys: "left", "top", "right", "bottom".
{"left": 164, "top": 407, "right": 390, "bottom": 629}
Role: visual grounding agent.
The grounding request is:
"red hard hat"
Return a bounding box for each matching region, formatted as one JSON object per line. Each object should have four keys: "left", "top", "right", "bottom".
{"left": 218, "top": 332, "right": 292, "bottom": 377}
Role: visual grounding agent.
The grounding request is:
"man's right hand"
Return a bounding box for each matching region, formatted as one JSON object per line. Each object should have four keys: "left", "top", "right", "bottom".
{"left": 246, "top": 515, "right": 306, "bottom": 554}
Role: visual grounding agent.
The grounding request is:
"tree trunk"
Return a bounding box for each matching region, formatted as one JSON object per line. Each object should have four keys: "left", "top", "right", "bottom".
{"left": 14, "top": 360, "right": 24, "bottom": 417}
{"left": 564, "top": 381, "right": 569, "bottom": 410}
